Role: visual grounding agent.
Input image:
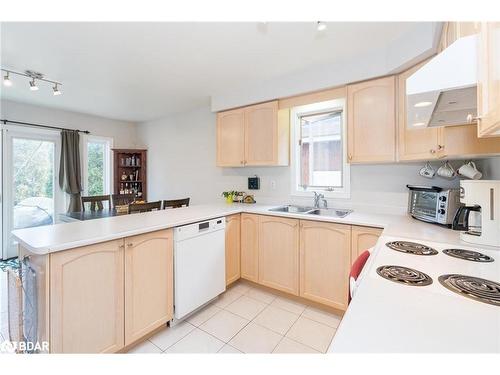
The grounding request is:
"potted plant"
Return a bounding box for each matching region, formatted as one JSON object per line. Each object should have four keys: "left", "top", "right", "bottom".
{"left": 221, "top": 191, "right": 237, "bottom": 204}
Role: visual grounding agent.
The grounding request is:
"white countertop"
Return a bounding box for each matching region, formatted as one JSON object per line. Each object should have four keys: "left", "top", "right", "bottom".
{"left": 330, "top": 235, "right": 500, "bottom": 353}
{"left": 12, "top": 202, "right": 464, "bottom": 255}
{"left": 12, "top": 201, "right": 500, "bottom": 352}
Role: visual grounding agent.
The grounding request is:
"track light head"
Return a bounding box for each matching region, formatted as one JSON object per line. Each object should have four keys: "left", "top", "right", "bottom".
{"left": 29, "top": 78, "right": 39, "bottom": 91}
{"left": 3, "top": 71, "right": 12, "bottom": 87}
{"left": 53, "top": 83, "right": 62, "bottom": 96}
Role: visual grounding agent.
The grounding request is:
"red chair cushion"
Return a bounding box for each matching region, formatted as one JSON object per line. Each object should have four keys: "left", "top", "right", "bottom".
{"left": 348, "top": 250, "right": 371, "bottom": 303}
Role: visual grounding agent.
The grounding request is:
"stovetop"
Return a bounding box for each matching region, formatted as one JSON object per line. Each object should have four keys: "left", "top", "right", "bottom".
{"left": 374, "top": 236, "right": 500, "bottom": 307}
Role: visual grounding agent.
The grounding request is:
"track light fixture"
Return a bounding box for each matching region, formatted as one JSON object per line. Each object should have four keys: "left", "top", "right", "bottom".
{"left": 0, "top": 68, "right": 62, "bottom": 95}
{"left": 53, "top": 83, "right": 61, "bottom": 96}
{"left": 29, "top": 78, "right": 39, "bottom": 91}
{"left": 3, "top": 71, "right": 12, "bottom": 86}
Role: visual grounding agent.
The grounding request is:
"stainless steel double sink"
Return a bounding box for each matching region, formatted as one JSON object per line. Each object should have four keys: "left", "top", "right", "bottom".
{"left": 268, "top": 205, "right": 353, "bottom": 218}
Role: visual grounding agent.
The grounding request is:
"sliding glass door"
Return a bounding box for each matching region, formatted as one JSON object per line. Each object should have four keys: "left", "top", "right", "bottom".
{"left": 2, "top": 125, "right": 63, "bottom": 259}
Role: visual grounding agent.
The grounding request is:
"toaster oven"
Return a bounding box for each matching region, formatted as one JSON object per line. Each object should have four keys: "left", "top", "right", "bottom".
{"left": 407, "top": 185, "right": 461, "bottom": 226}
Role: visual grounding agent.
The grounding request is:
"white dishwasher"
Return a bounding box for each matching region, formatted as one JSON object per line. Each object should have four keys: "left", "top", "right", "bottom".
{"left": 173, "top": 217, "right": 226, "bottom": 320}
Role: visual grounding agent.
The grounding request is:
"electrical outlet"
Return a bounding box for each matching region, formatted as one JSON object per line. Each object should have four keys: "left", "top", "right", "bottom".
{"left": 270, "top": 180, "right": 276, "bottom": 190}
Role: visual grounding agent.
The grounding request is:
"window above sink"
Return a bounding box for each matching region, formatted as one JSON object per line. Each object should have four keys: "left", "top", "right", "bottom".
{"left": 290, "top": 99, "right": 351, "bottom": 199}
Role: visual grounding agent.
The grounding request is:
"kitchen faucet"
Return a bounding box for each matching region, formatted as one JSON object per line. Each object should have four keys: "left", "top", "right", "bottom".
{"left": 313, "top": 192, "right": 328, "bottom": 208}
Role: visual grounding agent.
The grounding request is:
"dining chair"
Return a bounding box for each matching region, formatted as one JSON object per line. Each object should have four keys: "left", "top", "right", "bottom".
{"left": 162, "top": 198, "right": 190, "bottom": 209}
{"left": 111, "top": 193, "right": 136, "bottom": 207}
{"left": 128, "top": 201, "right": 162, "bottom": 214}
{"left": 81, "top": 195, "right": 111, "bottom": 211}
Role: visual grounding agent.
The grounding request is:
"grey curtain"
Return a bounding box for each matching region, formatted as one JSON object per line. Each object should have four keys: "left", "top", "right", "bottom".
{"left": 59, "top": 130, "right": 83, "bottom": 212}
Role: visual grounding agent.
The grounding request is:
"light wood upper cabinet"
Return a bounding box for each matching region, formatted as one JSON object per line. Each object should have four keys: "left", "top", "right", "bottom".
{"left": 240, "top": 213, "right": 259, "bottom": 282}
{"left": 216, "top": 100, "right": 289, "bottom": 167}
{"left": 477, "top": 22, "right": 500, "bottom": 137}
{"left": 216, "top": 108, "right": 246, "bottom": 166}
{"left": 49, "top": 239, "right": 125, "bottom": 353}
{"left": 299, "top": 220, "right": 351, "bottom": 310}
{"left": 397, "top": 60, "right": 442, "bottom": 161}
{"left": 441, "top": 124, "right": 500, "bottom": 156}
{"left": 347, "top": 76, "right": 396, "bottom": 163}
{"left": 258, "top": 215, "right": 299, "bottom": 295}
{"left": 351, "top": 225, "right": 382, "bottom": 265}
{"left": 245, "top": 101, "right": 278, "bottom": 165}
{"left": 438, "top": 22, "right": 480, "bottom": 52}
{"left": 124, "top": 229, "right": 173, "bottom": 346}
{"left": 225, "top": 214, "right": 241, "bottom": 286}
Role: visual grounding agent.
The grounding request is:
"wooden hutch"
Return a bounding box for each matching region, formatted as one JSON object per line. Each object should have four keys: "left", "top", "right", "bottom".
{"left": 112, "top": 149, "right": 147, "bottom": 201}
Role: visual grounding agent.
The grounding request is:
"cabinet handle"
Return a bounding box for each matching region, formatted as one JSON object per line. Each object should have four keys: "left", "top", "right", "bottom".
{"left": 430, "top": 149, "right": 436, "bottom": 154}
{"left": 467, "top": 113, "right": 483, "bottom": 123}
{"left": 127, "top": 243, "right": 133, "bottom": 247}
{"left": 348, "top": 154, "right": 352, "bottom": 161}
{"left": 240, "top": 160, "right": 244, "bottom": 165}
{"left": 119, "top": 244, "right": 125, "bottom": 249}
{"left": 437, "top": 145, "right": 445, "bottom": 151}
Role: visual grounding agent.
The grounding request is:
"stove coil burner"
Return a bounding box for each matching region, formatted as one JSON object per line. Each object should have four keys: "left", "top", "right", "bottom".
{"left": 439, "top": 274, "right": 500, "bottom": 307}
{"left": 386, "top": 241, "right": 438, "bottom": 256}
{"left": 376, "top": 265, "right": 433, "bottom": 286}
{"left": 442, "top": 249, "right": 494, "bottom": 263}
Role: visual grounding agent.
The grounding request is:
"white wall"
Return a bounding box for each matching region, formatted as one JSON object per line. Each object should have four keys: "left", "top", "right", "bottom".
{"left": 138, "top": 105, "right": 493, "bottom": 214}
{"left": 0, "top": 99, "right": 138, "bottom": 148}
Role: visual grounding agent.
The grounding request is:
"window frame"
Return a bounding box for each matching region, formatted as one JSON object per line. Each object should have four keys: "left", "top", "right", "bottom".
{"left": 81, "top": 135, "right": 113, "bottom": 196}
{"left": 290, "top": 98, "right": 351, "bottom": 199}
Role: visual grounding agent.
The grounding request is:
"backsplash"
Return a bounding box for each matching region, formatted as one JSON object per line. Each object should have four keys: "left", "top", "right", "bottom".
{"left": 139, "top": 105, "right": 499, "bottom": 214}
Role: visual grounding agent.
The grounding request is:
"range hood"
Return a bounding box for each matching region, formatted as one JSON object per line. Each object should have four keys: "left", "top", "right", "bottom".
{"left": 406, "top": 34, "right": 478, "bottom": 128}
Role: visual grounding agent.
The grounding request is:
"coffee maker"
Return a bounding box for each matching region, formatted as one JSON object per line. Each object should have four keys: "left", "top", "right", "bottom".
{"left": 452, "top": 180, "right": 500, "bottom": 247}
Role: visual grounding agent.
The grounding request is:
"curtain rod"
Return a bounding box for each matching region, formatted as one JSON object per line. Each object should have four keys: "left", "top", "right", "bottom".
{"left": 1, "top": 119, "right": 90, "bottom": 134}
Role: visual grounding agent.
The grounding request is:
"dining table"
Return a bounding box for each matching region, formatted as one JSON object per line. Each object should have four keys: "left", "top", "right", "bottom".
{"left": 59, "top": 208, "right": 129, "bottom": 222}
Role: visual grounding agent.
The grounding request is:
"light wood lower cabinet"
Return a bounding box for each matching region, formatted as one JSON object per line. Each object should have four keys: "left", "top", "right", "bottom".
{"left": 49, "top": 239, "right": 125, "bottom": 353}
{"left": 225, "top": 214, "right": 241, "bottom": 285}
{"left": 351, "top": 225, "right": 383, "bottom": 264}
{"left": 258, "top": 215, "right": 299, "bottom": 295}
{"left": 299, "top": 221, "right": 351, "bottom": 310}
{"left": 48, "top": 229, "right": 173, "bottom": 353}
{"left": 240, "top": 213, "right": 260, "bottom": 282}
{"left": 124, "top": 229, "right": 173, "bottom": 345}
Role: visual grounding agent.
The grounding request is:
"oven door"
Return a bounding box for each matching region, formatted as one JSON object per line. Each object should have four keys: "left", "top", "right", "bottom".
{"left": 408, "top": 190, "right": 440, "bottom": 223}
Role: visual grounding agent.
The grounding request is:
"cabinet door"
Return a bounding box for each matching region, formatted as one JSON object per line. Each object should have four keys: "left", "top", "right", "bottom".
{"left": 244, "top": 101, "right": 279, "bottom": 165}
{"left": 299, "top": 221, "right": 351, "bottom": 310}
{"left": 216, "top": 108, "right": 246, "bottom": 166}
{"left": 240, "top": 213, "right": 259, "bottom": 282}
{"left": 351, "top": 225, "right": 382, "bottom": 265}
{"left": 397, "top": 61, "right": 442, "bottom": 161}
{"left": 441, "top": 124, "right": 500, "bottom": 156}
{"left": 50, "top": 240, "right": 124, "bottom": 353}
{"left": 258, "top": 216, "right": 299, "bottom": 295}
{"left": 225, "top": 214, "right": 241, "bottom": 286}
{"left": 125, "top": 229, "right": 173, "bottom": 345}
{"left": 477, "top": 22, "right": 500, "bottom": 137}
{"left": 347, "top": 76, "right": 396, "bottom": 163}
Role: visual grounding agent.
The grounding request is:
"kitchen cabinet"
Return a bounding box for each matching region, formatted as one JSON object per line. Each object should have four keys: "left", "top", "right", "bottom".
{"left": 397, "top": 60, "right": 442, "bottom": 161}
{"left": 477, "top": 22, "right": 500, "bottom": 137}
{"left": 216, "top": 107, "right": 246, "bottom": 166}
{"left": 438, "top": 22, "right": 480, "bottom": 52}
{"left": 240, "top": 213, "right": 259, "bottom": 282}
{"left": 225, "top": 214, "right": 241, "bottom": 285}
{"left": 347, "top": 76, "right": 397, "bottom": 163}
{"left": 299, "top": 220, "right": 351, "bottom": 310}
{"left": 398, "top": 59, "right": 500, "bottom": 160}
{"left": 49, "top": 239, "right": 125, "bottom": 353}
{"left": 124, "top": 229, "right": 173, "bottom": 346}
{"left": 351, "top": 225, "right": 383, "bottom": 265}
{"left": 258, "top": 215, "right": 299, "bottom": 295}
{"left": 216, "top": 100, "right": 290, "bottom": 167}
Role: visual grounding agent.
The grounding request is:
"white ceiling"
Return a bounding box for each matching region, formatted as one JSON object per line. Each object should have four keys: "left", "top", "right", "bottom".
{"left": 1, "top": 22, "right": 432, "bottom": 122}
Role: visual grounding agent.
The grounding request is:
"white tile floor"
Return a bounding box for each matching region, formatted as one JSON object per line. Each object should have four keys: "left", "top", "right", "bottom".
{"left": 128, "top": 280, "right": 342, "bottom": 354}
